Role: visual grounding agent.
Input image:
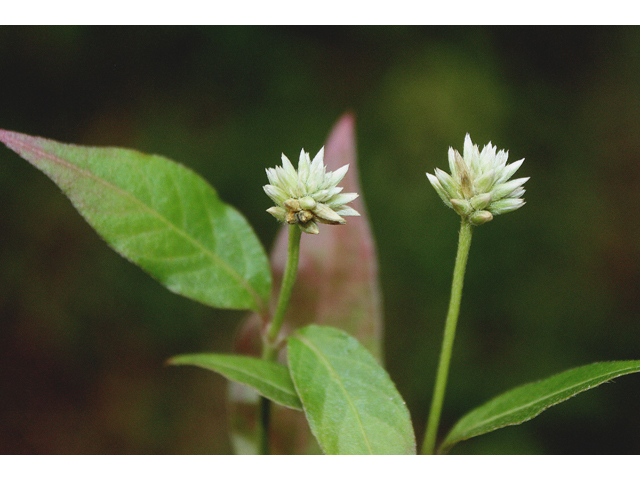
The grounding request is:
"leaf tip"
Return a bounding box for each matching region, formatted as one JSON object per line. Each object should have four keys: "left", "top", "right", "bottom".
{"left": 165, "top": 355, "right": 187, "bottom": 367}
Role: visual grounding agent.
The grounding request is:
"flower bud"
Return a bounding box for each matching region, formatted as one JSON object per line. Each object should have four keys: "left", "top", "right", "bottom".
{"left": 469, "top": 210, "right": 493, "bottom": 226}
{"left": 470, "top": 193, "right": 492, "bottom": 211}
{"left": 451, "top": 199, "right": 472, "bottom": 216}
{"left": 299, "top": 196, "right": 317, "bottom": 210}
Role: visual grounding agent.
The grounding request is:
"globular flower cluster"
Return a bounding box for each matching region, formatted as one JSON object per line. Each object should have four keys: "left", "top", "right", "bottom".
{"left": 427, "top": 134, "right": 528, "bottom": 226}
{"left": 264, "top": 147, "right": 360, "bottom": 234}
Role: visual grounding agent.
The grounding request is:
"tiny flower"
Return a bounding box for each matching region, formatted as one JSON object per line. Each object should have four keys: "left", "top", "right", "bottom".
{"left": 427, "top": 134, "right": 529, "bottom": 226}
{"left": 264, "top": 147, "right": 360, "bottom": 234}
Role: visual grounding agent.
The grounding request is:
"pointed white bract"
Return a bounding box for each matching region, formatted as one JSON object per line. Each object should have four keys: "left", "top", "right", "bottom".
{"left": 264, "top": 147, "right": 360, "bottom": 234}
{"left": 427, "top": 134, "right": 528, "bottom": 225}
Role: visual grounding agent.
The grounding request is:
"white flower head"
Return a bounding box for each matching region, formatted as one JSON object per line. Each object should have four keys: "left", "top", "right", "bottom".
{"left": 264, "top": 147, "right": 360, "bottom": 234}
{"left": 427, "top": 134, "right": 529, "bottom": 226}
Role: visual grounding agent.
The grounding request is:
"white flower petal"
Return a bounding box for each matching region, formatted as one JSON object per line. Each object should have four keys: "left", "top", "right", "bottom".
{"left": 266, "top": 206, "right": 287, "bottom": 222}
{"left": 495, "top": 158, "right": 524, "bottom": 184}
{"left": 488, "top": 198, "right": 525, "bottom": 215}
{"left": 295, "top": 179, "right": 306, "bottom": 197}
{"left": 298, "top": 148, "right": 311, "bottom": 184}
{"left": 276, "top": 164, "right": 296, "bottom": 191}
{"left": 329, "top": 164, "right": 349, "bottom": 187}
{"left": 310, "top": 147, "right": 324, "bottom": 172}
{"left": 281, "top": 153, "right": 296, "bottom": 176}
{"left": 313, "top": 186, "right": 343, "bottom": 203}
{"left": 265, "top": 167, "right": 276, "bottom": 183}
{"left": 475, "top": 143, "right": 495, "bottom": 177}
{"left": 329, "top": 192, "right": 359, "bottom": 208}
{"left": 494, "top": 149, "right": 509, "bottom": 169}
{"left": 263, "top": 184, "right": 288, "bottom": 204}
{"left": 491, "top": 177, "right": 529, "bottom": 201}
{"left": 426, "top": 172, "right": 442, "bottom": 190}
{"left": 334, "top": 205, "right": 360, "bottom": 217}
{"left": 474, "top": 168, "right": 496, "bottom": 194}
{"left": 447, "top": 147, "right": 458, "bottom": 178}
{"left": 434, "top": 168, "right": 459, "bottom": 198}
{"left": 427, "top": 172, "right": 453, "bottom": 207}
{"left": 504, "top": 185, "right": 526, "bottom": 199}
{"left": 463, "top": 134, "right": 474, "bottom": 164}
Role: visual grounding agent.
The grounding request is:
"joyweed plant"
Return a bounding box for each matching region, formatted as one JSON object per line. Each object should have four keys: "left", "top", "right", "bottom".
{"left": 2, "top": 114, "right": 640, "bottom": 455}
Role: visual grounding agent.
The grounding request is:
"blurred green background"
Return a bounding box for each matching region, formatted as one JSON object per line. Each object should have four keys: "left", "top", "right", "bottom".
{"left": 1, "top": 26, "right": 639, "bottom": 454}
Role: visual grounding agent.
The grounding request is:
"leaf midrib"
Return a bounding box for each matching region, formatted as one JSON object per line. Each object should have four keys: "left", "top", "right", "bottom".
{"left": 452, "top": 365, "right": 640, "bottom": 437}
{"left": 294, "top": 334, "right": 374, "bottom": 454}
{"left": 201, "top": 360, "right": 298, "bottom": 397}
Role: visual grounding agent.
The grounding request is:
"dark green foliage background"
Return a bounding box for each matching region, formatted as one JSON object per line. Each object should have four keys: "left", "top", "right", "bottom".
{"left": 1, "top": 26, "right": 639, "bottom": 454}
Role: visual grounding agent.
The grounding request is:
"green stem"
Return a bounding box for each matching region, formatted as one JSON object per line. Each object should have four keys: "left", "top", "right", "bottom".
{"left": 258, "top": 395, "right": 271, "bottom": 455}
{"left": 264, "top": 223, "right": 302, "bottom": 359}
{"left": 422, "top": 219, "right": 473, "bottom": 455}
{"left": 258, "top": 224, "right": 302, "bottom": 454}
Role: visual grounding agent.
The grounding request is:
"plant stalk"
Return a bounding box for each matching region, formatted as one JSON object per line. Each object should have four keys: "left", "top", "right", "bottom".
{"left": 258, "top": 224, "right": 302, "bottom": 454}
{"left": 264, "top": 224, "right": 302, "bottom": 358}
{"left": 422, "top": 219, "right": 473, "bottom": 455}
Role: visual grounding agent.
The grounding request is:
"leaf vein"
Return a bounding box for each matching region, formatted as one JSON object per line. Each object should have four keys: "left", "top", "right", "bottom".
{"left": 461, "top": 367, "right": 639, "bottom": 433}
{"left": 295, "top": 334, "right": 374, "bottom": 454}
{"left": 22, "top": 141, "right": 261, "bottom": 309}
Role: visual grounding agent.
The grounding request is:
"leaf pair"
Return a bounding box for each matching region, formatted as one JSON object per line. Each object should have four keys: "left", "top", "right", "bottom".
{"left": 171, "top": 325, "right": 417, "bottom": 455}
{"left": 172, "top": 348, "right": 640, "bottom": 454}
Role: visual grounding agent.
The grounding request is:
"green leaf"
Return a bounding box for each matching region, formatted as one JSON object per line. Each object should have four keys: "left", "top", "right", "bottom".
{"left": 0, "top": 129, "right": 271, "bottom": 312}
{"left": 288, "top": 325, "right": 416, "bottom": 455}
{"left": 229, "top": 114, "right": 383, "bottom": 454}
{"left": 168, "top": 353, "right": 302, "bottom": 410}
{"left": 440, "top": 360, "right": 640, "bottom": 453}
